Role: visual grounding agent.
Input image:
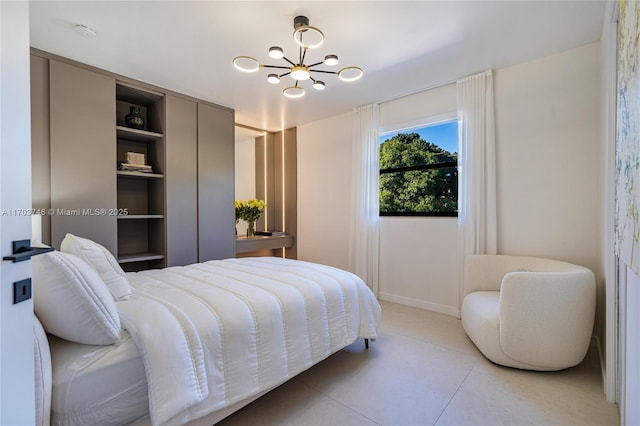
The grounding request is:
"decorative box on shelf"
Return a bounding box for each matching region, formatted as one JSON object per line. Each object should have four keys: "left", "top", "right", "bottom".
{"left": 126, "top": 151, "right": 145, "bottom": 165}
{"left": 119, "top": 163, "right": 153, "bottom": 173}
{"left": 255, "top": 230, "right": 287, "bottom": 236}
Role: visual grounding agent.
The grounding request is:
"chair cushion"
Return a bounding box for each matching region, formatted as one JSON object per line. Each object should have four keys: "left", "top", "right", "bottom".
{"left": 499, "top": 271, "right": 595, "bottom": 368}
{"left": 461, "top": 291, "right": 547, "bottom": 370}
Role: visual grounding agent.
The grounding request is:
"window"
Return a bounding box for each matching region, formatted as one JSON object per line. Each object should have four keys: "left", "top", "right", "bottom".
{"left": 379, "top": 120, "right": 458, "bottom": 216}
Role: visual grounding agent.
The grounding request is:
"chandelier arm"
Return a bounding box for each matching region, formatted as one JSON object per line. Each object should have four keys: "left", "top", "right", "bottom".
{"left": 301, "top": 48, "right": 308, "bottom": 65}
{"left": 310, "top": 70, "right": 338, "bottom": 75}
{"left": 308, "top": 61, "right": 324, "bottom": 68}
{"left": 262, "top": 65, "right": 291, "bottom": 70}
{"left": 279, "top": 72, "right": 291, "bottom": 77}
{"left": 282, "top": 56, "right": 297, "bottom": 67}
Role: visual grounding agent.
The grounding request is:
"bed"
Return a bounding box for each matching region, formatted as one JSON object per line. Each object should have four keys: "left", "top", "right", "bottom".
{"left": 32, "top": 234, "right": 381, "bottom": 426}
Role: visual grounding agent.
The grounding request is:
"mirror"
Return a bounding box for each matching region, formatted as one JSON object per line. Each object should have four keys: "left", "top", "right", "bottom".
{"left": 234, "top": 124, "right": 297, "bottom": 258}
{"left": 235, "top": 125, "right": 266, "bottom": 235}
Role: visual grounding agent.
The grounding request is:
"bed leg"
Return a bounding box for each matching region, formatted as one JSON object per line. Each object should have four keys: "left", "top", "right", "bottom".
{"left": 365, "top": 338, "right": 369, "bottom": 349}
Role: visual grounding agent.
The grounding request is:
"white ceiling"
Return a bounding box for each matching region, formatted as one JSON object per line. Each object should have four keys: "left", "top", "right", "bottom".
{"left": 29, "top": 1, "right": 606, "bottom": 132}
{"left": 235, "top": 125, "right": 266, "bottom": 144}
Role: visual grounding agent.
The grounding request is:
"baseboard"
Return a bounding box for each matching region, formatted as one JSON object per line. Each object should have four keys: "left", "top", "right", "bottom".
{"left": 378, "top": 292, "right": 460, "bottom": 317}
{"left": 593, "top": 335, "right": 607, "bottom": 393}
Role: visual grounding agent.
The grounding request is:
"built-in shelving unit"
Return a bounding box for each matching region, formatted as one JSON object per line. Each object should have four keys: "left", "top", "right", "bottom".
{"left": 115, "top": 82, "right": 166, "bottom": 271}
{"left": 118, "top": 214, "right": 164, "bottom": 220}
{"left": 116, "top": 125, "right": 163, "bottom": 141}
{"left": 117, "top": 252, "right": 166, "bottom": 264}
{"left": 116, "top": 170, "right": 164, "bottom": 179}
{"left": 32, "top": 52, "right": 239, "bottom": 266}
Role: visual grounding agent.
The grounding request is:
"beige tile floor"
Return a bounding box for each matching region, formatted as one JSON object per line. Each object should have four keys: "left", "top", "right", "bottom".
{"left": 218, "top": 301, "right": 619, "bottom": 426}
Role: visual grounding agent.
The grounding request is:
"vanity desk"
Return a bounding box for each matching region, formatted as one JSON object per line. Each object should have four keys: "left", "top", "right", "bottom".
{"left": 235, "top": 234, "right": 294, "bottom": 257}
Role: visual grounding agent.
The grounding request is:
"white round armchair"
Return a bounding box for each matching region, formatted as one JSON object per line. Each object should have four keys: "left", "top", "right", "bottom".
{"left": 461, "top": 255, "right": 596, "bottom": 371}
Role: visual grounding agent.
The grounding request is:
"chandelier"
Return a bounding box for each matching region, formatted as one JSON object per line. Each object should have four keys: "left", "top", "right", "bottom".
{"left": 232, "top": 15, "right": 363, "bottom": 98}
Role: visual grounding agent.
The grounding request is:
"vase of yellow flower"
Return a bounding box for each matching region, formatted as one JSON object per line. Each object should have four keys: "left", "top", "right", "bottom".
{"left": 235, "top": 198, "right": 266, "bottom": 238}
{"left": 247, "top": 220, "right": 256, "bottom": 238}
{"left": 234, "top": 200, "right": 243, "bottom": 235}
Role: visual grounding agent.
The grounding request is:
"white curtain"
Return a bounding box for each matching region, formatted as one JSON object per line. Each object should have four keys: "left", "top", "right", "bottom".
{"left": 457, "top": 70, "right": 497, "bottom": 308}
{"left": 348, "top": 104, "right": 380, "bottom": 296}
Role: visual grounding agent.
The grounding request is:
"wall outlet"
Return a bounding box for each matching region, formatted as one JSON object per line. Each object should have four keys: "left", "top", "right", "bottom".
{"left": 13, "top": 279, "right": 31, "bottom": 304}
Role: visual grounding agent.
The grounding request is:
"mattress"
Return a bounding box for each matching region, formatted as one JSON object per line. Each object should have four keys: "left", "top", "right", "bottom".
{"left": 49, "top": 331, "right": 148, "bottom": 426}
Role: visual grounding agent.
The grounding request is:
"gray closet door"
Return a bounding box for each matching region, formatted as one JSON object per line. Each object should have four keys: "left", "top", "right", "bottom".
{"left": 197, "top": 103, "right": 235, "bottom": 261}
{"left": 165, "top": 95, "right": 198, "bottom": 266}
{"left": 49, "top": 60, "right": 117, "bottom": 253}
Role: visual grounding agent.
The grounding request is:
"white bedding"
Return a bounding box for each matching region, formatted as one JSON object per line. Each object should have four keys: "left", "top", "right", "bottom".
{"left": 118, "top": 257, "right": 381, "bottom": 426}
{"left": 49, "top": 331, "right": 148, "bottom": 425}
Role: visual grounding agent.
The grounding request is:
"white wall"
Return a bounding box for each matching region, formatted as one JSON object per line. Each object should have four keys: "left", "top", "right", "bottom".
{"left": 378, "top": 217, "right": 459, "bottom": 314}
{"left": 298, "top": 42, "right": 603, "bottom": 320}
{"left": 494, "top": 42, "right": 604, "bottom": 337}
{"left": 0, "top": 1, "right": 36, "bottom": 424}
{"left": 297, "top": 112, "right": 352, "bottom": 270}
{"left": 494, "top": 42, "right": 602, "bottom": 268}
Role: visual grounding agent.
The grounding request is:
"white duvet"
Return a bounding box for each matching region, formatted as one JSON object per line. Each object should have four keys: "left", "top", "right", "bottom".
{"left": 117, "top": 257, "right": 381, "bottom": 426}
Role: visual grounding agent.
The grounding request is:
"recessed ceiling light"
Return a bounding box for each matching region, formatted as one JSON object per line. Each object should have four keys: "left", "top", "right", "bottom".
{"left": 73, "top": 24, "right": 96, "bottom": 38}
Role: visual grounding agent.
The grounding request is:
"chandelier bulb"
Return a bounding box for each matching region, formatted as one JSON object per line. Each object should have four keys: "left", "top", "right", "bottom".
{"left": 338, "top": 66, "right": 364, "bottom": 82}
{"left": 268, "top": 46, "right": 284, "bottom": 59}
{"left": 283, "top": 86, "right": 305, "bottom": 98}
{"left": 267, "top": 74, "right": 280, "bottom": 84}
{"left": 292, "top": 16, "right": 324, "bottom": 49}
{"left": 290, "top": 65, "right": 311, "bottom": 81}
{"left": 323, "top": 55, "right": 339, "bottom": 66}
{"left": 313, "top": 80, "right": 326, "bottom": 90}
{"left": 232, "top": 56, "right": 261, "bottom": 73}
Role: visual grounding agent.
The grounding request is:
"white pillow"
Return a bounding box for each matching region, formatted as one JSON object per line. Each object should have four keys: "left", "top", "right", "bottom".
{"left": 33, "top": 251, "right": 121, "bottom": 345}
{"left": 34, "top": 314, "right": 51, "bottom": 426}
{"left": 61, "top": 233, "right": 131, "bottom": 300}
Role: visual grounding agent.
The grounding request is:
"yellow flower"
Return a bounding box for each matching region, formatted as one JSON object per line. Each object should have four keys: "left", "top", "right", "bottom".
{"left": 236, "top": 198, "right": 266, "bottom": 222}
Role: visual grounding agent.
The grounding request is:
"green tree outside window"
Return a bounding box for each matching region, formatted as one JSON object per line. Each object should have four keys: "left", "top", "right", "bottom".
{"left": 379, "top": 132, "right": 458, "bottom": 216}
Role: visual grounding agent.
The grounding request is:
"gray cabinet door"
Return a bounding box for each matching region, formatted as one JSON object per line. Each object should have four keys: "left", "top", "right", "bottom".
{"left": 49, "top": 60, "right": 117, "bottom": 253}
{"left": 198, "top": 103, "right": 235, "bottom": 261}
{"left": 165, "top": 95, "right": 198, "bottom": 266}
